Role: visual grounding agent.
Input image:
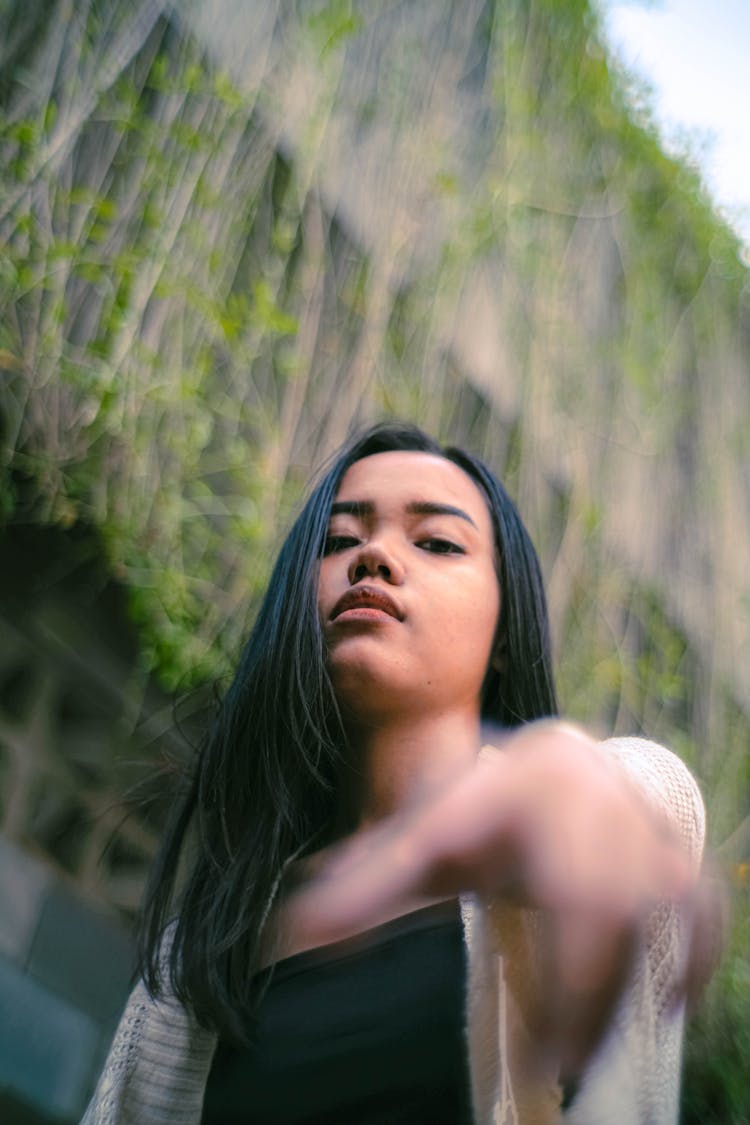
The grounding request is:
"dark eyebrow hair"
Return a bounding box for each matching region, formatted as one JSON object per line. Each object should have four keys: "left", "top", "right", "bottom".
{"left": 329, "top": 499, "right": 478, "bottom": 529}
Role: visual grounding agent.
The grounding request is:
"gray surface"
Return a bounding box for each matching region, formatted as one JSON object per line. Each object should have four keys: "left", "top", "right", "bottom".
{"left": 0, "top": 837, "right": 50, "bottom": 964}
{"left": 0, "top": 956, "right": 101, "bottom": 1121}
{"left": 0, "top": 833, "right": 134, "bottom": 1122}
{"left": 27, "top": 883, "right": 134, "bottom": 1026}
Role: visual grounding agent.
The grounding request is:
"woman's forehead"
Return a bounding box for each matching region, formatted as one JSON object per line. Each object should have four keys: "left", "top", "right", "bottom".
{"left": 335, "top": 451, "right": 492, "bottom": 525}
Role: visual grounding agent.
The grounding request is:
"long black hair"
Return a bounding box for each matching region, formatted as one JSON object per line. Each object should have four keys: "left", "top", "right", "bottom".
{"left": 139, "top": 421, "right": 558, "bottom": 1040}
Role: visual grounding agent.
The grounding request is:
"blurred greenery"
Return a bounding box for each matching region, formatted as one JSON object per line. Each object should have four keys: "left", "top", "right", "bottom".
{"left": 0, "top": 0, "right": 748, "bottom": 1117}
{"left": 682, "top": 872, "right": 750, "bottom": 1124}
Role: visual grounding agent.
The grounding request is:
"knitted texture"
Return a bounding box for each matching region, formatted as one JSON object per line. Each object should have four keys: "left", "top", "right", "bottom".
{"left": 557, "top": 738, "right": 705, "bottom": 1125}
{"left": 80, "top": 979, "right": 216, "bottom": 1125}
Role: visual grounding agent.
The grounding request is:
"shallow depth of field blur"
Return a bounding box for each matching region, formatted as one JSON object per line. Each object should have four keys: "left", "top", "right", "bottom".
{"left": 0, "top": 1, "right": 748, "bottom": 1121}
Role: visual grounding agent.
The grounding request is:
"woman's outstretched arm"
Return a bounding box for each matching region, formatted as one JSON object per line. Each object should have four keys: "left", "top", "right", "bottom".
{"left": 284, "top": 721, "right": 719, "bottom": 1081}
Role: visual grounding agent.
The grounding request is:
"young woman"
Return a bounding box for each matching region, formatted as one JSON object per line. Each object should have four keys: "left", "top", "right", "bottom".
{"left": 83, "top": 422, "right": 709, "bottom": 1124}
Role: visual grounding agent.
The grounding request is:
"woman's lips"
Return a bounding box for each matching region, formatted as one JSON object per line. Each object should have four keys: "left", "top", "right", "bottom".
{"left": 330, "top": 585, "right": 404, "bottom": 622}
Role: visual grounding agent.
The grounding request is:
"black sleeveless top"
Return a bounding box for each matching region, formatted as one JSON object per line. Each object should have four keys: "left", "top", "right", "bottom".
{"left": 201, "top": 902, "right": 472, "bottom": 1123}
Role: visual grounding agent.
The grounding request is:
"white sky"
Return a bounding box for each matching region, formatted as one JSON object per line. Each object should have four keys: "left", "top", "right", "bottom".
{"left": 601, "top": 0, "right": 750, "bottom": 248}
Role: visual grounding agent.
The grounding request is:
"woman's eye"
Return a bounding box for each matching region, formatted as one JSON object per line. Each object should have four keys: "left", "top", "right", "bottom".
{"left": 323, "top": 534, "right": 360, "bottom": 555}
{"left": 417, "top": 537, "right": 465, "bottom": 555}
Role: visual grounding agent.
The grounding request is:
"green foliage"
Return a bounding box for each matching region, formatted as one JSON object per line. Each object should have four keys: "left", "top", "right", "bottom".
{"left": 0, "top": 12, "right": 312, "bottom": 687}
{"left": 682, "top": 886, "right": 750, "bottom": 1125}
{"left": 307, "top": 0, "right": 363, "bottom": 55}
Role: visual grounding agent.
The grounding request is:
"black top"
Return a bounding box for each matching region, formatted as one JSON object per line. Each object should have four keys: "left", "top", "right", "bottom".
{"left": 201, "top": 901, "right": 472, "bottom": 1124}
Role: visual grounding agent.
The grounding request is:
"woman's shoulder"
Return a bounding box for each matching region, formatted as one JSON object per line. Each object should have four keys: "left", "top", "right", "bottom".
{"left": 597, "top": 735, "right": 705, "bottom": 861}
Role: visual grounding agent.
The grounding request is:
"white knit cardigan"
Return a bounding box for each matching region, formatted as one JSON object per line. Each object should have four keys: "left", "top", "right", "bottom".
{"left": 81, "top": 737, "right": 705, "bottom": 1125}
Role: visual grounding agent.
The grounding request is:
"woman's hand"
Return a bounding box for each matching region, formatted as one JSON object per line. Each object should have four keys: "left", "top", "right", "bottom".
{"left": 285, "top": 721, "right": 719, "bottom": 1074}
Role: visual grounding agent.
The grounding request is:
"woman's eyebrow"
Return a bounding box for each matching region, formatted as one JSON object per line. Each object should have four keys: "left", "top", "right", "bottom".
{"left": 329, "top": 499, "right": 477, "bottom": 529}
{"left": 407, "top": 501, "right": 478, "bottom": 528}
{"left": 329, "top": 500, "right": 373, "bottom": 519}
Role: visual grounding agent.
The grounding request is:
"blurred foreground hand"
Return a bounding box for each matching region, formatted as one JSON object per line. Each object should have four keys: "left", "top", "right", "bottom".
{"left": 283, "top": 721, "right": 725, "bottom": 1079}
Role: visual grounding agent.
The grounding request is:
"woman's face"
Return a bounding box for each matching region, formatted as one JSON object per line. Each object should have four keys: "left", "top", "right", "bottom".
{"left": 317, "top": 451, "right": 501, "bottom": 722}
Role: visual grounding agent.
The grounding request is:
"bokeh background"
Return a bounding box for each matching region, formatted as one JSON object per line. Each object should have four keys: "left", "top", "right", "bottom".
{"left": 0, "top": 1, "right": 748, "bottom": 1121}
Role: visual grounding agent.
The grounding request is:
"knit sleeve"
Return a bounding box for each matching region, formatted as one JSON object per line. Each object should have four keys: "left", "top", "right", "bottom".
{"left": 79, "top": 976, "right": 216, "bottom": 1125}
{"left": 601, "top": 736, "right": 705, "bottom": 865}
{"left": 565, "top": 736, "right": 706, "bottom": 1125}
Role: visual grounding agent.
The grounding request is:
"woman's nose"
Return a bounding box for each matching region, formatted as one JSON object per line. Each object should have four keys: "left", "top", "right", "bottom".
{"left": 348, "top": 538, "right": 405, "bottom": 585}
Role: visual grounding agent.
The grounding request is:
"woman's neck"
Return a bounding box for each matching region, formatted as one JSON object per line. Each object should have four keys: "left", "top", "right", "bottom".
{"left": 270, "top": 711, "right": 480, "bottom": 964}
{"left": 340, "top": 710, "right": 482, "bottom": 830}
